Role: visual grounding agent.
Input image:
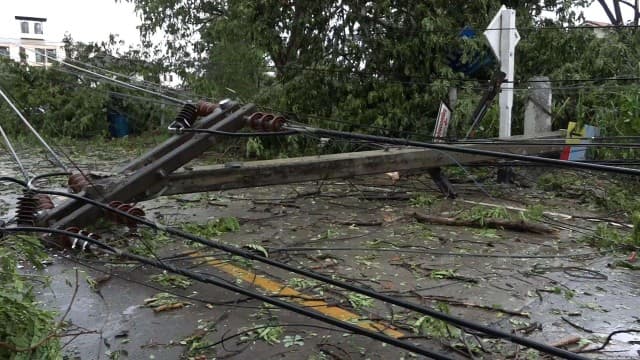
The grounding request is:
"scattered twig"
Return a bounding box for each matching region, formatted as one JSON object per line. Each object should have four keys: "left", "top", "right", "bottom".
{"left": 412, "top": 212, "right": 555, "bottom": 234}
{"left": 550, "top": 336, "right": 581, "bottom": 348}
{"left": 334, "top": 219, "right": 383, "bottom": 227}
{"left": 578, "top": 329, "right": 640, "bottom": 353}
{"left": 410, "top": 292, "right": 530, "bottom": 317}
{"left": 561, "top": 317, "right": 594, "bottom": 333}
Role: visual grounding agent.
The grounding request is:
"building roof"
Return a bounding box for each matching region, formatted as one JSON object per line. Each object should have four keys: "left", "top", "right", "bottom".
{"left": 582, "top": 20, "right": 612, "bottom": 27}
{"left": 15, "top": 16, "right": 47, "bottom": 22}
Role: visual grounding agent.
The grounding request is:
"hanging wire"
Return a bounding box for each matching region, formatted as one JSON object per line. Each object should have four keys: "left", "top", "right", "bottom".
{"left": 0, "top": 124, "right": 29, "bottom": 180}
{"left": 24, "top": 48, "right": 187, "bottom": 105}
{"left": 0, "top": 86, "right": 69, "bottom": 172}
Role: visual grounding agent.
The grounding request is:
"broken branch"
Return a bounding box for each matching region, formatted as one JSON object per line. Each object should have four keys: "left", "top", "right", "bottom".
{"left": 412, "top": 212, "right": 555, "bottom": 234}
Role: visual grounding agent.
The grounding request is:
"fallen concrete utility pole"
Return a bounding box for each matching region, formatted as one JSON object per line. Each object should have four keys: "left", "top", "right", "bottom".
{"left": 152, "top": 131, "right": 564, "bottom": 197}
{"left": 39, "top": 102, "right": 255, "bottom": 229}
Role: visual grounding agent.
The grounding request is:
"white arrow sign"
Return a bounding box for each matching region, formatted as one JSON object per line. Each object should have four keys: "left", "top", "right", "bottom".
{"left": 484, "top": 5, "right": 520, "bottom": 138}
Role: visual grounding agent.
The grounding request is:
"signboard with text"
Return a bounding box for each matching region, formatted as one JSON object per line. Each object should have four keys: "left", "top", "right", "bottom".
{"left": 433, "top": 102, "right": 452, "bottom": 142}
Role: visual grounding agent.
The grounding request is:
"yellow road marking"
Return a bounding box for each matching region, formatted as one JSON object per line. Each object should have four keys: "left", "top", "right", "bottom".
{"left": 195, "top": 255, "right": 404, "bottom": 338}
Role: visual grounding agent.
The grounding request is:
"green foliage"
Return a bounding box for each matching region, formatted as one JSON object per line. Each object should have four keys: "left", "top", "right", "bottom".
{"left": 430, "top": 269, "right": 458, "bottom": 280}
{"left": 412, "top": 303, "right": 461, "bottom": 339}
{"left": 536, "top": 173, "right": 577, "bottom": 192}
{"left": 521, "top": 205, "right": 545, "bottom": 222}
{"left": 129, "top": 229, "right": 171, "bottom": 256}
{"left": 583, "top": 223, "right": 637, "bottom": 249}
{"left": 410, "top": 193, "right": 436, "bottom": 208}
{"left": 591, "top": 184, "right": 640, "bottom": 215}
{"left": 243, "top": 324, "right": 284, "bottom": 345}
{"left": 463, "top": 206, "right": 511, "bottom": 225}
{"left": 287, "top": 278, "right": 318, "bottom": 290}
{"left": 0, "top": 35, "right": 175, "bottom": 139}
{"left": 181, "top": 217, "right": 241, "bottom": 238}
{"left": 346, "top": 292, "right": 373, "bottom": 310}
{"left": 0, "top": 236, "right": 61, "bottom": 359}
{"left": 150, "top": 271, "right": 193, "bottom": 289}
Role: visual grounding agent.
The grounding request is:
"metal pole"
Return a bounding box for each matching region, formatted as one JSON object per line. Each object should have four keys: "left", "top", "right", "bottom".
{"left": 0, "top": 86, "right": 68, "bottom": 172}
{"left": 498, "top": 8, "right": 518, "bottom": 138}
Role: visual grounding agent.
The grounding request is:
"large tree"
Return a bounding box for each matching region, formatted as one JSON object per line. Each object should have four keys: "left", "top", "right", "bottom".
{"left": 119, "top": 0, "right": 637, "bottom": 142}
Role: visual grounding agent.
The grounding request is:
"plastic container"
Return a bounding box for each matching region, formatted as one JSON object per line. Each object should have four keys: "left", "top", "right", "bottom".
{"left": 108, "top": 113, "right": 129, "bottom": 138}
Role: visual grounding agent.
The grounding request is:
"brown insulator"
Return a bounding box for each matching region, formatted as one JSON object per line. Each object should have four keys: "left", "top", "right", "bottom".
{"left": 106, "top": 201, "right": 145, "bottom": 229}
{"left": 106, "top": 201, "right": 124, "bottom": 223}
{"left": 196, "top": 101, "right": 219, "bottom": 117}
{"left": 16, "top": 190, "right": 39, "bottom": 226}
{"left": 68, "top": 173, "right": 90, "bottom": 193}
{"left": 265, "top": 115, "right": 286, "bottom": 131}
{"left": 170, "top": 103, "right": 198, "bottom": 129}
{"left": 257, "top": 114, "right": 275, "bottom": 131}
{"left": 246, "top": 112, "right": 287, "bottom": 132}
{"left": 58, "top": 226, "right": 99, "bottom": 252}
{"left": 125, "top": 207, "right": 145, "bottom": 229}
{"left": 247, "top": 112, "right": 265, "bottom": 130}
{"left": 35, "top": 194, "right": 54, "bottom": 210}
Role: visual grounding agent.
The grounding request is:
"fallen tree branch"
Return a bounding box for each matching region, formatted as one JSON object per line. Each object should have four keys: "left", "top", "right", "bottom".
{"left": 334, "top": 219, "right": 383, "bottom": 227}
{"left": 550, "top": 336, "right": 581, "bottom": 348}
{"left": 412, "top": 212, "right": 555, "bottom": 234}
{"left": 410, "top": 292, "right": 530, "bottom": 318}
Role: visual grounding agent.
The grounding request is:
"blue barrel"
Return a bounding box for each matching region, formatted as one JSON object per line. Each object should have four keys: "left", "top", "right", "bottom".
{"left": 108, "top": 113, "right": 129, "bottom": 138}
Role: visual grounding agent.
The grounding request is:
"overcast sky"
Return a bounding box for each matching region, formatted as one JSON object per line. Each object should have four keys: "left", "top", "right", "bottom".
{"left": 0, "top": 0, "right": 633, "bottom": 46}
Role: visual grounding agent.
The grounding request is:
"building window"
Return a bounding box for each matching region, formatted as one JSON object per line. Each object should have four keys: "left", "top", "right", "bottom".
{"left": 20, "top": 21, "right": 29, "bottom": 34}
{"left": 46, "top": 48, "right": 56, "bottom": 60}
{"left": 34, "top": 22, "right": 43, "bottom": 35}
{"left": 35, "top": 48, "right": 45, "bottom": 63}
{"left": 19, "top": 47, "right": 26, "bottom": 62}
{"left": 0, "top": 47, "right": 9, "bottom": 57}
{"left": 169, "top": 74, "right": 174, "bottom": 82}
{"left": 163, "top": 74, "right": 167, "bottom": 81}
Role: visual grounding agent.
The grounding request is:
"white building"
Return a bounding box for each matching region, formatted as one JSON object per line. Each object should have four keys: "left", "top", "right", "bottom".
{"left": 0, "top": 16, "right": 66, "bottom": 66}
{"left": 160, "top": 72, "right": 182, "bottom": 88}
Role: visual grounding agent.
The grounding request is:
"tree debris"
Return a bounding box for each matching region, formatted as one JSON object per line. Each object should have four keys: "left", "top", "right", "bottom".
{"left": 412, "top": 212, "right": 555, "bottom": 234}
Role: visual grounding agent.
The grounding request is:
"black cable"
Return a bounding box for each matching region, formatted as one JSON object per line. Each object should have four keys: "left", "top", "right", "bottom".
{"left": 0, "top": 129, "right": 29, "bottom": 181}
{"left": 269, "top": 246, "right": 604, "bottom": 259}
{"left": 171, "top": 128, "right": 299, "bottom": 137}
{"left": 286, "top": 125, "right": 640, "bottom": 176}
{"left": 449, "top": 141, "right": 640, "bottom": 148}
{"left": 19, "top": 174, "right": 589, "bottom": 360}
{"left": 0, "top": 226, "right": 455, "bottom": 360}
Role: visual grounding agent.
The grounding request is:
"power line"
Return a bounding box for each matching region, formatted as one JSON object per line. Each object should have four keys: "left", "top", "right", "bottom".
{"left": 0, "top": 86, "right": 68, "bottom": 172}
{"left": 23, "top": 48, "right": 187, "bottom": 105}
{"left": 16, "top": 175, "right": 589, "bottom": 360}
{"left": 0, "top": 124, "right": 29, "bottom": 180}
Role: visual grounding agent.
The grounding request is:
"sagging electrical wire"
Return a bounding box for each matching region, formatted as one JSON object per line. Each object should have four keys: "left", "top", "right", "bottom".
{"left": 0, "top": 124, "right": 29, "bottom": 181}
{"left": 0, "top": 226, "right": 456, "bottom": 360}
{"left": 25, "top": 48, "right": 187, "bottom": 106}
{"left": 282, "top": 124, "right": 640, "bottom": 176}
{"left": 0, "top": 86, "right": 69, "bottom": 172}
{"left": 171, "top": 127, "right": 299, "bottom": 137}
{"left": 10, "top": 174, "right": 589, "bottom": 360}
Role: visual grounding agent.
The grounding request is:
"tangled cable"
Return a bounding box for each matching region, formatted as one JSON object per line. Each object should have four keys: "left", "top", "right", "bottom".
{"left": 0, "top": 173, "right": 590, "bottom": 360}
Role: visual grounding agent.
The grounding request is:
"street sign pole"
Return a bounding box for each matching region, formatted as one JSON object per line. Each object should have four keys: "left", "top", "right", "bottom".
{"left": 484, "top": 5, "right": 520, "bottom": 138}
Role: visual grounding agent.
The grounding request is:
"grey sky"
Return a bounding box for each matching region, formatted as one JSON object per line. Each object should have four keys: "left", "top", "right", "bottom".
{"left": 0, "top": 0, "right": 633, "bottom": 46}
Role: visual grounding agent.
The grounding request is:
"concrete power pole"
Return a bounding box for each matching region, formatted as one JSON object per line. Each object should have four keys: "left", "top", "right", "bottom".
{"left": 484, "top": 5, "right": 520, "bottom": 138}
